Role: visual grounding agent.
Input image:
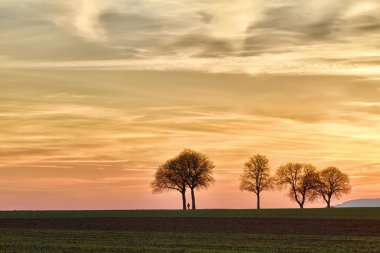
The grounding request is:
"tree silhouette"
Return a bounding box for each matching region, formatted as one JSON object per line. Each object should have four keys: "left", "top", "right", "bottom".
{"left": 176, "top": 149, "right": 215, "bottom": 210}
{"left": 314, "top": 167, "right": 351, "bottom": 208}
{"left": 240, "top": 154, "right": 274, "bottom": 209}
{"left": 276, "top": 163, "right": 318, "bottom": 208}
{"left": 151, "top": 158, "right": 188, "bottom": 210}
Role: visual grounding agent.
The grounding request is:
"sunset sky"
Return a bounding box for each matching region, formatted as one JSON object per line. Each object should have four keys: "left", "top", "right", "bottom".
{"left": 1, "top": 0, "right": 380, "bottom": 210}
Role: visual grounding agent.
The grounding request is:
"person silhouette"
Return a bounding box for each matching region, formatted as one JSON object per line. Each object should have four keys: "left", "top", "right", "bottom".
{"left": 187, "top": 202, "right": 190, "bottom": 210}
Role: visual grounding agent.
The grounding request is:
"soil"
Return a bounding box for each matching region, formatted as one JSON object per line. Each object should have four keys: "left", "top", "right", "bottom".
{"left": 1, "top": 217, "right": 379, "bottom": 236}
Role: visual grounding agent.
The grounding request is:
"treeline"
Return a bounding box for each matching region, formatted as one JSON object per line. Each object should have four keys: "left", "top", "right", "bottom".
{"left": 151, "top": 149, "right": 351, "bottom": 210}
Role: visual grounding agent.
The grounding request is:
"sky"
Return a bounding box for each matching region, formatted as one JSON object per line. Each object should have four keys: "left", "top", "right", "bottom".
{"left": 0, "top": 0, "right": 380, "bottom": 210}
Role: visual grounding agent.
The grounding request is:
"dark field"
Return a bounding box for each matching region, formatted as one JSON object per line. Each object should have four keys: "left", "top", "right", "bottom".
{"left": 1, "top": 207, "right": 380, "bottom": 219}
{"left": 0, "top": 208, "right": 379, "bottom": 252}
{"left": 1, "top": 217, "right": 380, "bottom": 236}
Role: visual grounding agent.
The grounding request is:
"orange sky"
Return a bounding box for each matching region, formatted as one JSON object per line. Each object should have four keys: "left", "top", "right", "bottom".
{"left": 0, "top": 0, "right": 380, "bottom": 209}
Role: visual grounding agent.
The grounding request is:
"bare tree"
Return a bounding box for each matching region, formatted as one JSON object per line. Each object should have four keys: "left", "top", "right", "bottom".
{"left": 314, "top": 167, "right": 351, "bottom": 208}
{"left": 151, "top": 158, "right": 188, "bottom": 210}
{"left": 276, "top": 163, "right": 318, "bottom": 208}
{"left": 176, "top": 149, "right": 215, "bottom": 210}
{"left": 240, "top": 154, "right": 274, "bottom": 209}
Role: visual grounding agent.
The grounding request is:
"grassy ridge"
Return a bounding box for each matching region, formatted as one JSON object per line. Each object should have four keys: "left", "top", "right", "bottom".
{"left": 0, "top": 207, "right": 379, "bottom": 219}
{"left": 0, "top": 229, "right": 379, "bottom": 253}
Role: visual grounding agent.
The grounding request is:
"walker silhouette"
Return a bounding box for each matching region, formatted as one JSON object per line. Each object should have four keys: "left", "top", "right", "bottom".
{"left": 187, "top": 203, "right": 190, "bottom": 210}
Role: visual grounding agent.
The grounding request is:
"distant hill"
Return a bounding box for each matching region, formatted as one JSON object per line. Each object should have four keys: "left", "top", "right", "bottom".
{"left": 335, "top": 198, "right": 380, "bottom": 208}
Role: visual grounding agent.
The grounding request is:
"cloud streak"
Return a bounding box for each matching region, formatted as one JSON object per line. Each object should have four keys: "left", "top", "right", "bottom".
{"left": 1, "top": 69, "right": 380, "bottom": 208}
{"left": 1, "top": 0, "right": 380, "bottom": 76}
{"left": 47, "top": 0, "right": 110, "bottom": 42}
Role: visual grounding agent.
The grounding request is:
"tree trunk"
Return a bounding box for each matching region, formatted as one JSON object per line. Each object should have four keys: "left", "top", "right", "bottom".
{"left": 191, "top": 188, "right": 196, "bottom": 210}
{"left": 293, "top": 190, "right": 302, "bottom": 209}
{"left": 299, "top": 193, "right": 305, "bottom": 209}
{"left": 294, "top": 194, "right": 303, "bottom": 209}
{"left": 181, "top": 191, "right": 186, "bottom": 210}
{"left": 256, "top": 192, "right": 261, "bottom": 210}
{"left": 327, "top": 196, "right": 331, "bottom": 208}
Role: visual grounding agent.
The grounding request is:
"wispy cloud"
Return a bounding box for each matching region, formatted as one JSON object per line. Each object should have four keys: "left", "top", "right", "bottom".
{"left": 47, "top": 0, "right": 110, "bottom": 42}
{"left": 1, "top": 0, "right": 380, "bottom": 76}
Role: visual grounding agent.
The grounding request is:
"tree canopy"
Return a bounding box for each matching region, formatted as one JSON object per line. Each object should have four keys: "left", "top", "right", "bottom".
{"left": 240, "top": 154, "right": 274, "bottom": 209}
{"left": 176, "top": 149, "right": 215, "bottom": 209}
{"left": 151, "top": 149, "right": 215, "bottom": 210}
{"left": 314, "top": 167, "right": 351, "bottom": 208}
{"left": 151, "top": 158, "right": 188, "bottom": 210}
{"left": 276, "top": 163, "right": 318, "bottom": 208}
